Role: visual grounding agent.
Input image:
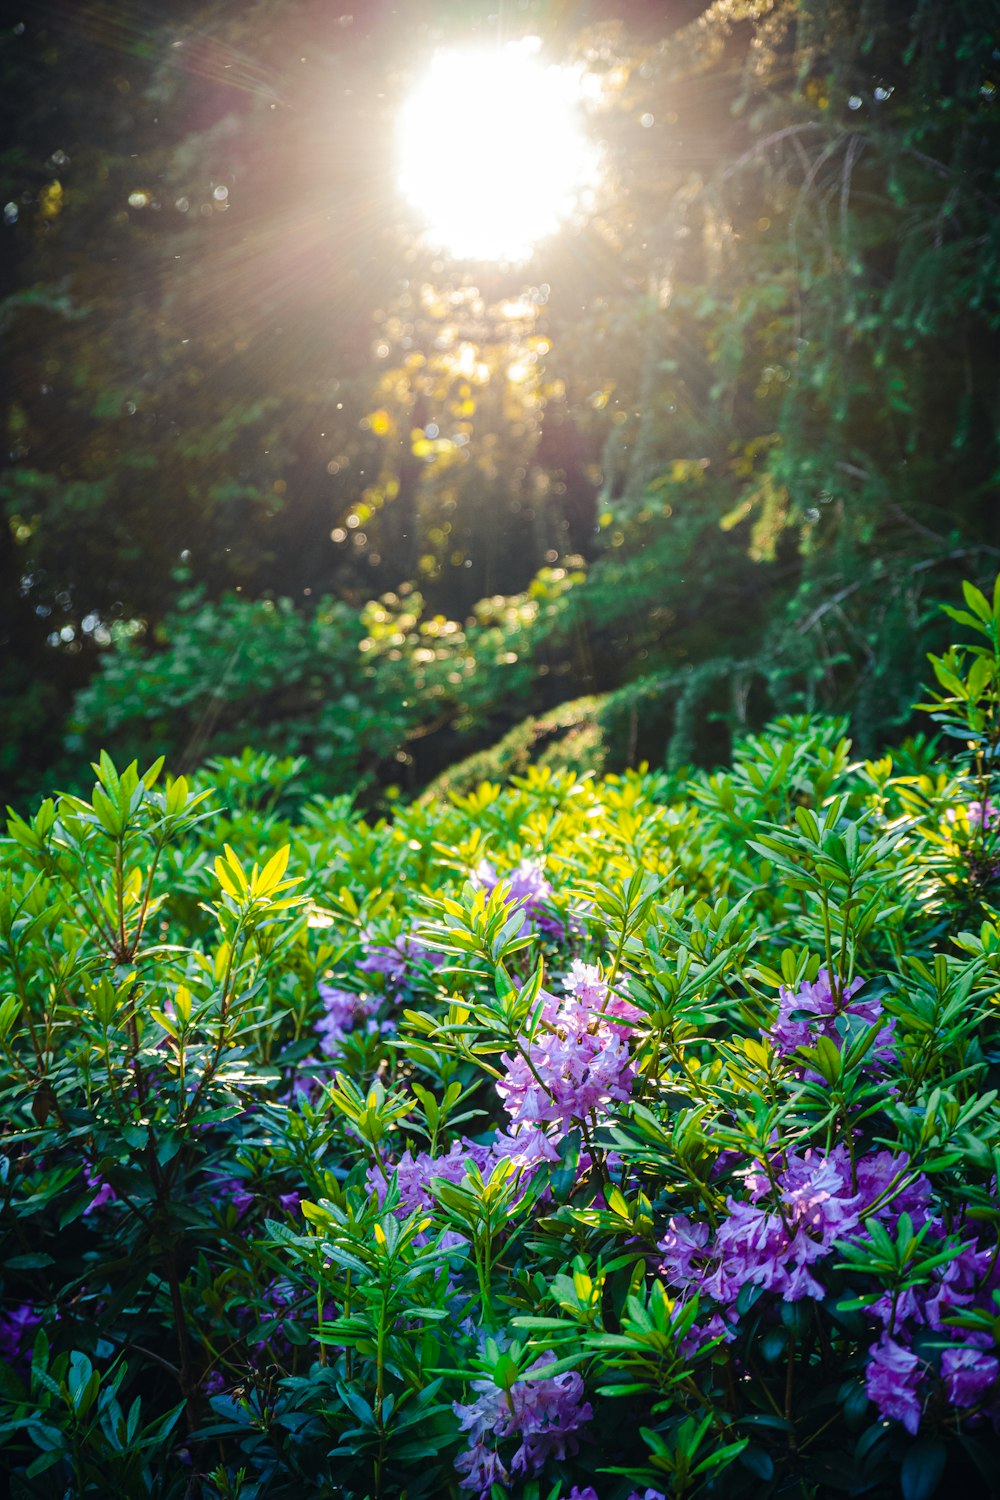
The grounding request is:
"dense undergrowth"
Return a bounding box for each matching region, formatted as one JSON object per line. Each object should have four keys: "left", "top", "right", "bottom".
{"left": 2, "top": 579, "right": 1000, "bottom": 1499}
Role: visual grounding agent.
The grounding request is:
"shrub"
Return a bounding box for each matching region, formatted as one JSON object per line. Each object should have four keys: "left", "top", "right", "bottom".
{"left": 2, "top": 579, "right": 1000, "bottom": 1498}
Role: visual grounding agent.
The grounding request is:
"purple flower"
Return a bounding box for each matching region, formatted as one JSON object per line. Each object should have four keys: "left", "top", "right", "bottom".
{"left": 853, "top": 1150, "right": 931, "bottom": 1224}
{"left": 964, "top": 800, "right": 997, "bottom": 831}
{"left": 563, "top": 960, "right": 641, "bottom": 1028}
{"left": 924, "top": 1237, "right": 999, "bottom": 1332}
{"left": 496, "top": 986, "right": 636, "bottom": 1136}
{"left": 283, "top": 1055, "right": 335, "bottom": 1102}
{"left": 368, "top": 1140, "right": 492, "bottom": 1215}
{"left": 278, "top": 1191, "right": 301, "bottom": 1215}
{"left": 658, "top": 1216, "right": 711, "bottom": 1280}
{"left": 472, "top": 858, "right": 564, "bottom": 940}
{"left": 0, "top": 1304, "right": 41, "bottom": 1366}
{"left": 769, "top": 968, "right": 895, "bottom": 1071}
{"left": 357, "top": 929, "right": 443, "bottom": 991}
{"left": 316, "top": 983, "right": 380, "bottom": 1057}
{"left": 83, "top": 1167, "right": 117, "bottom": 1215}
{"left": 208, "top": 1175, "right": 255, "bottom": 1219}
{"left": 865, "top": 1334, "right": 923, "bottom": 1434}
{"left": 507, "top": 1360, "right": 593, "bottom": 1475}
{"left": 453, "top": 1351, "right": 592, "bottom": 1498}
{"left": 659, "top": 1148, "right": 862, "bottom": 1316}
{"left": 371, "top": 1127, "right": 558, "bottom": 1222}
{"left": 941, "top": 1345, "right": 999, "bottom": 1408}
{"left": 488, "top": 1125, "right": 562, "bottom": 1171}
{"left": 627, "top": 1492, "right": 668, "bottom": 1500}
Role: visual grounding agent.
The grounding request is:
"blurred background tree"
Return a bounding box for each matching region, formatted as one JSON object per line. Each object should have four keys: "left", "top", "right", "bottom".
{"left": 1, "top": 0, "right": 997, "bottom": 804}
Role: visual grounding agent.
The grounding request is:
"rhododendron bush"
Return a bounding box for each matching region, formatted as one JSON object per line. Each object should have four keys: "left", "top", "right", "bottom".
{"left": 2, "top": 580, "right": 1000, "bottom": 1499}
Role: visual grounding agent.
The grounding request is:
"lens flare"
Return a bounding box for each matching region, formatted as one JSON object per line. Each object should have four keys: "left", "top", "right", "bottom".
{"left": 398, "top": 42, "right": 597, "bottom": 262}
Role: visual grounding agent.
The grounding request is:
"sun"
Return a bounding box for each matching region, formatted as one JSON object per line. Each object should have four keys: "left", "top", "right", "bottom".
{"left": 398, "top": 41, "right": 597, "bottom": 263}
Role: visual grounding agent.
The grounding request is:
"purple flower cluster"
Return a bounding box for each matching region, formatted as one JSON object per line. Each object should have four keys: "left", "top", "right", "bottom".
{"left": 208, "top": 1174, "right": 256, "bottom": 1219}
{"left": 563, "top": 960, "right": 641, "bottom": 1026}
{"left": 545, "top": 1490, "right": 666, "bottom": 1500}
{"left": 861, "top": 1230, "right": 1000, "bottom": 1430}
{"left": 942, "top": 1345, "right": 1000, "bottom": 1407}
{"left": 315, "top": 982, "right": 384, "bottom": 1057}
{"left": 0, "top": 1303, "right": 41, "bottom": 1367}
{"left": 357, "top": 928, "right": 443, "bottom": 991}
{"left": 954, "top": 798, "right": 998, "bottom": 832}
{"left": 453, "top": 1351, "right": 592, "bottom": 1497}
{"left": 472, "top": 857, "right": 564, "bottom": 940}
{"left": 370, "top": 1126, "right": 561, "bottom": 1218}
{"left": 489, "top": 1124, "right": 562, "bottom": 1172}
{"left": 369, "top": 1140, "right": 490, "bottom": 1214}
{"left": 660, "top": 1137, "right": 1000, "bottom": 1432}
{"left": 769, "top": 969, "right": 896, "bottom": 1071}
{"left": 865, "top": 1335, "right": 923, "bottom": 1433}
{"left": 660, "top": 1146, "right": 868, "bottom": 1317}
{"left": 495, "top": 967, "right": 637, "bottom": 1135}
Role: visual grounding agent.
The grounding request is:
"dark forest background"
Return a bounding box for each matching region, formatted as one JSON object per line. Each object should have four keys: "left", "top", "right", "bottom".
{"left": 2, "top": 0, "right": 998, "bottom": 808}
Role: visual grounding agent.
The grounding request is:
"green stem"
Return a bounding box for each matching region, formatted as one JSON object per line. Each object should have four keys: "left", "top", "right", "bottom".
{"left": 128, "top": 835, "right": 167, "bottom": 959}
{"left": 374, "top": 1295, "right": 387, "bottom": 1500}
{"left": 820, "top": 888, "right": 838, "bottom": 1000}
{"left": 114, "top": 838, "right": 127, "bottom": 960}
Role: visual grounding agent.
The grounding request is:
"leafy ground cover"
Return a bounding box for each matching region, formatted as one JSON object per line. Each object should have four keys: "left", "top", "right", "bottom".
{"left": 2, "top": 580, "right": 1000, "bottom": 1498}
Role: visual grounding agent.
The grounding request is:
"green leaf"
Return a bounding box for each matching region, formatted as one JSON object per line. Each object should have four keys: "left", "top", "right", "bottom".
{"left": 739, "top": 1445, "right": 775, "bottom": 1481}
{"left": 962, "top": 580, "right": 993, "bottom": 624}
{"left": 901, "top": 1438, "right": 947, "bottom": 1500}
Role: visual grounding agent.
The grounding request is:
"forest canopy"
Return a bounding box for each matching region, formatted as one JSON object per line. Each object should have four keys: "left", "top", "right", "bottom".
{"left": 1, "top": 0, "right": 998, "bottom": 802}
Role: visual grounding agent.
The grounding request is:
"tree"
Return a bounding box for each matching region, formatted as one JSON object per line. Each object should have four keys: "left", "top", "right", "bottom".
{"left": 2, "top": 0, "right": 998, "bottom": 803}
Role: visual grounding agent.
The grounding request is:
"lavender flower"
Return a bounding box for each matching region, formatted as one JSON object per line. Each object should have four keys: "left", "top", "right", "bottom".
{"left": 453, "top": 1351, "right": 592, "bottom": 1497}
{"left": 368, "top": 1140, "right": 492, "bottom": 1215}
{"left": 83, "top": 1167, "right": 117, "bottom": 1215}
{"left": 864, "top": 1334, "right": 923, "bottom": 1434}
{"left": 472, "top": 858, "right": 564, "bottom": 940}
{"left": 488, "top": 1125, "right": 562, "bottom": 1172}
{"left": 0, "top": 1304, "right": 41, "bottom": 1366}
{"left": 941, "top": 1345, "right": 999, "bottom": 1408}
{"left": 316, "top": 982, "right": 380, "bottom": 1057}
{"left": 357, "top": 928, "right": 443, "bottom": 991}
{"left": 769, "top": 968, "right": 895, "bottom": 1071}
{"left": 659, "top": 1148, "right": 862, "bottom": 1316}
{"left": 496, "top": 986, "right": 635, "bottom": 1136}
{"left": 371, "top": 1127, "right": 558, "bottom": 1220}
{"left": 853, "top": 1150, "right": 931, "bottom": 1227}
{"left": 923, "top": 1237, "right": 1000, "bottom": 1333}
{"left": 965, "top": 799, "right": 997, "bottom": 831}
{"left": 563, "top": 959, "right": 641, "bottom": 1028}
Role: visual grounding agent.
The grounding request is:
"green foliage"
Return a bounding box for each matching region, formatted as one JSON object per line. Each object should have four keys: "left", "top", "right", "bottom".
{"left": 3, "top": 0, "right": 999, "bottom": 801}
{"left": 1, "top": 576, "right": 1000, "bottom": 1495}
{"left": 67, "top": 569, "right": 585, "bottom": 800}
{"left": 66, "top": 590, "right": 370, "bottom": 792}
